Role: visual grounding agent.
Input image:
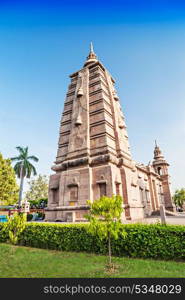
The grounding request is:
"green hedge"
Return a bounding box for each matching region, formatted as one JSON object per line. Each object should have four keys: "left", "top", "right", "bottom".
{"left": 0, "top": 223, "right": 185, "bottom": 260}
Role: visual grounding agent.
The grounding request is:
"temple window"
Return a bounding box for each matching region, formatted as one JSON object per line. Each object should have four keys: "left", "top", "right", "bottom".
{"left": 157, "top": 167, "right": 162, "bottom": 175}
{"left": 115, "top": 183, "right": 120, "bottom": 195}
{"left": 145, "top": 190, "right": 150, "bottom": 203}
{"left": 139, "top": 187, "right": 145, "bottom": 203}
{"left": 99, "top": 182, "right": 107, "bottom": 197}
{"left": 51, "top": 188, "right": 59, "bottom": 204}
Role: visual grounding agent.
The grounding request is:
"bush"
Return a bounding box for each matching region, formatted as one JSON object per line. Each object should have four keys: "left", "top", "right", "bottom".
{"left": 0, "top": 223, "right": 185, "bottom": 260}
{"left": 3, "top": 213, "right": 26, "bottom": 245}
{"left": 0, "top": 223, "right": 8, "bottom": 242}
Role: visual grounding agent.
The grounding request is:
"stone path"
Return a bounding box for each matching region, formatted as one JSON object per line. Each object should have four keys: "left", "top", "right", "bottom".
{"left": 122, "top": 213, "right": 185, "bottom": 225}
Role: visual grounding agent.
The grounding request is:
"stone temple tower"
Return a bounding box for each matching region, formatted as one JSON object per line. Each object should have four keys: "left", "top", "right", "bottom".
{"left": 45, "top": 44, "right": 174, "bottom": 222}
{"left": 46, "top": 44, "right": 134, "bottom": 222}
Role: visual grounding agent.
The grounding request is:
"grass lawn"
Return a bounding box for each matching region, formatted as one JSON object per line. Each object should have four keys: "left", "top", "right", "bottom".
{"left": 0, "top": 243, "right": 185, "bottom": 278}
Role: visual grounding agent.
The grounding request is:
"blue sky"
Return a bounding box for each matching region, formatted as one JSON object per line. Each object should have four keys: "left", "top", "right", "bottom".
{"left": 0, "top": 0, "right": 185, "bottom": 192}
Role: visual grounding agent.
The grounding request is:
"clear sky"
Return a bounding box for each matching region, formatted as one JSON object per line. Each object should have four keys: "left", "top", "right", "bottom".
{"left": 0, "top": 0, "right": 185, "bottom": 192}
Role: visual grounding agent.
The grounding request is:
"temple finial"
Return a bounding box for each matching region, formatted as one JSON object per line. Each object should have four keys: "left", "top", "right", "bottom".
{"left": 153, "top": 140, "right": 164, "bottom": 160}
{"left": 84, "top": 42, "right": 98, "bottom": 67}
{"left": 90, "top": 42, "right": 94, "bottom": 53}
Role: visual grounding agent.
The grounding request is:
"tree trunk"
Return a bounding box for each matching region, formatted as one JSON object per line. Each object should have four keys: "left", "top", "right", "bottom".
{"left": 18, "top": 163, "right": 24, "bottom": 208}
{"left": 108, "top": 231, "right": 112, "bottom": 266}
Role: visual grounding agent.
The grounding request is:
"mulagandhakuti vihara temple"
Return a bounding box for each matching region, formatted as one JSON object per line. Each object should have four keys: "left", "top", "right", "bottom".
{"left": 45, "top": 44, "right": 174, "bottom": 222}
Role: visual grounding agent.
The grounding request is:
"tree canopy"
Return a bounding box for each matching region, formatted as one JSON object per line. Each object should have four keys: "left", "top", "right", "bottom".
{"left": 0, "top": 153, "right": 19, "bottom": 205}
{"left": 173, "top": 189, "right": 185, "bottom": 209}
{"left": 11, "top": 146, "right": 38, "bottom": 179}
{"left": 24, "top": 174, "right": 49, "bottom": 202}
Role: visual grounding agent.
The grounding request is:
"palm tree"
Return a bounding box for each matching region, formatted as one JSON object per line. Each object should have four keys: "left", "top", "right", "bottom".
{"left": 11, "top": 146, "right": 39, "bottom": 208}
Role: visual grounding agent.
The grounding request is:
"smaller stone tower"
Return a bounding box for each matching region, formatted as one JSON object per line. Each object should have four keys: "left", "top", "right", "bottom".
{"left": 152, "top": 141, "right": 174, "bottom": 211}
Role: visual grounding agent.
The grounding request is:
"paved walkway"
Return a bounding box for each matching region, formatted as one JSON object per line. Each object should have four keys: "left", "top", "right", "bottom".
{"left": 144, "top": 215, "right": 185, "bottom": 225}
{"left": 122, "top": 213, "right": 185, "bottom": 225}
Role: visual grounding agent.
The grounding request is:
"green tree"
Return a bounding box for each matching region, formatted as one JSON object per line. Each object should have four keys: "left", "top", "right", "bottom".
{"left": 0, "top": 153, "right": 19, "bottom": 205}
{"left": 173, "top": 189, "right": 185, "bottom": 209}
{"left": 85, "top": 195, "right": 127, "bottom": 268}
{"left": 24, "top": 174, "right": 48, "bottom": 202}
{"left": 11, "top": 146, "right": 39, "bottom": 208}
{"left": 28, "top": 198, "right": 48, "bottom": 209}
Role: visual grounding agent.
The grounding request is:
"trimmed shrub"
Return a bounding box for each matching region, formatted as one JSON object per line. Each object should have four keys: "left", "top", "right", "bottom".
{"left": 0, "top": 223, "right": 185, "bottom": 260}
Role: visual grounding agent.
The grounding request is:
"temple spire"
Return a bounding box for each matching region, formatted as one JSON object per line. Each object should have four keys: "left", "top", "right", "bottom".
{"left": 153, "top": 141, "right": 164, "bottom": 160}
{"left": 84, "top": 42, "right": 98, "bottom": 66}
